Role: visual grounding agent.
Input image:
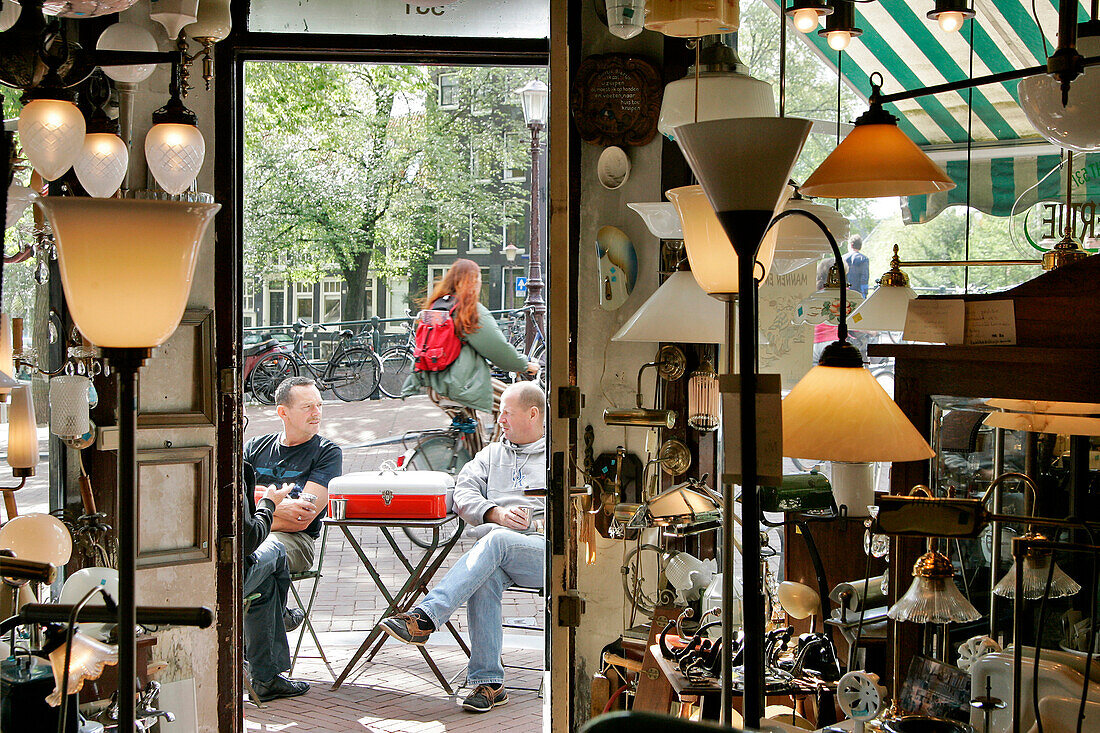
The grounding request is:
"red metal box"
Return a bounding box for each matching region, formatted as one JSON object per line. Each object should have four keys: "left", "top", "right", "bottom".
{"left": 327, "top": 470, "right": 455, "bottom": 519}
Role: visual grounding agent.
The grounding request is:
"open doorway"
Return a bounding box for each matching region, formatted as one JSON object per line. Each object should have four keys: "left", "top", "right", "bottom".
{"left": 238, "top": 59, "right": 550, "bottom": 731}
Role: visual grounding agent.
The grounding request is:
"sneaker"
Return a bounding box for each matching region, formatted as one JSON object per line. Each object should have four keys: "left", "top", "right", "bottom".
{"left": 379, "top": 612, "right": 433, "bottom": 646}
{"left": 251, "top": 675, "right": 310, "bottom": 702}
{"left": 462, "top": 684, "right": 508, "bottom": 713}
{"left": 283, "top": 607, "right": 305, "bottom": 633}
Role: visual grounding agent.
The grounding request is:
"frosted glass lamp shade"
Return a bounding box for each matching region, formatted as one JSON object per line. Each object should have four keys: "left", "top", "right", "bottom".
{"left": 666, "top": 185, "right": 777, "bottom": 297}
{"left": 783, "top": 363, "right": 935, "bottom": 462}
{"left": 606, "top": 0, "right": 646, "bottom": 39}
{"left": 7, "top": 383, "right": 38, "bottom": 473}
{"left": 613, "top": 271, "right": 726, "bottom": 343}
{"left": 150, "top": 0, "right": 200, "bottom": 39}
{"left": 627, "top": 202, "right": 683, "bottom": 239}
{"left": 6, "top": 184, "right": 36, "bottom": 229}
{"left": 515, "top": 79, "right": 548, "bottom": 126}
{"left": 46, "top": 632, "right": 118, "bottom": 707}
{"left": 0, "top": 313, "right": 17, "bottom": 391}
{"left": 74, "top": 133, "right": 128, "bottom": 198}
{"left": 96, "top": 22, "right": 158, "bottom": 84}
{"left": 1018, "top": 33, "right": 1100, "bottom": 153}
{"left": 0, "top": 513, "right": 73, "bottom": 566}
{"left": 145, "top": 123, "right": 206, "bottom": 195}
{"left": 657, "top": 72, "right": 775, "bottom": 141}
{"left": 850, "top": 283, "right": 916, "bottom": 331}
{"left": 767, "top": 198, "right": 849, "bottom": 275}
{"left": 50, "top": 375, "right": 92, "bottom": 439}
{"left": 186, "top": 0, "right": 232, "bottom": 41}
{"left": 801, "top": 122, "right": 954, "bottom": 199}
{"left": 17, "top": 98, "right": 86, "bottom": 182}
{"left": 644, "top": 0, "right": 739, "bottom": 37}
{"left": 34, "top": 197, "right": 220, "bottom": 348}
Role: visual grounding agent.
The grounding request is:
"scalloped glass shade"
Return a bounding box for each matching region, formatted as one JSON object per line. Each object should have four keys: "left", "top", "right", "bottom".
{"left": 1018, "top": 34, "right": 1100, "bottom": 153}
{"left": 46, "top": 632, "right": 118, "bottom": 707}
{"left": 18, "top": 98, "right": 86, "bottom": 182}
{"left": 644, "top": 0, "right": 738, "bottom": 37}
{"left": 6, "top": 184, "right": 35, "bottom": 229}
{"left": 145, "top": 123, "right": 206, "bottom": 195}
{"left": 34, "top": 197, "right": 220, "bottom": 348}
{"left": 782, "top": 364, "right": 935, "bottom": 462}
{"left": 850, "top": 283, "right": 916, "bottom": 332}
{"left": 993, "top": 554, "right": 1081, "bottom": 600}
{"left": 888, "top": 574, "right": 981, "bottom": 624}
{"left": 628, "top": 202, "right": 683, "bottom": 239}
{"left": 74, "top": 133, "right": 128, "bottom": 198}
{"left": 801, "top": 123, "right": 955, "bottom": 199}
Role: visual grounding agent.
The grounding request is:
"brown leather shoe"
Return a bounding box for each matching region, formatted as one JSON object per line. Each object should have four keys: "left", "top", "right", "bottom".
{"left": 380, "top": 612, "right": 432, "bottom": 645}
{"left": 462, "top": 684, "right": 509, "bottom": 712}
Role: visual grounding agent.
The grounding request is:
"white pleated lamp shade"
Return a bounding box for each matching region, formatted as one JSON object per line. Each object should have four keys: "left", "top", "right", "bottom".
{"left": 96, "top": 22, "right": 158, "bottom": 83}
{"left": 993, "top": 549, "right": 1081, "bottom": 600}
{"left": 658, "top": 71, "right": 775, "bottom": 141}
{"left": 0, "top": 313, "right": 18, "bottom": 392}
{"left": 767, "top": 198, "right": 849, "bottom": 276}
{"left": 850, "top": 283, "right": 916, "bottom": 332}
{"left": 7, "top": 383, "right": 39, "bottom": 473}
{"left": 145, "top": 123, "right": 205, "bottom": 195}
{"left": 34, "top": 197, "right": 220, "bottom": 348}
{"left": 150, "top": 0, "right": 199, "bottom": 39}
{"left": 783, "top": 363, "right": 935, "bottom": 462}
{"left": 666, "top": 185, "right": 777, "bottom": 297}
{"left": 17, "top": 98, "right": 87, "bottom": 181}
{"left": 74, "top": 133, "right": 128, "bottom": 198}
{"left": 613, "top": 271, "right": 726, "bottom": 343}
{"left": 50, "top": 375, "right": 92, "bottom": 439}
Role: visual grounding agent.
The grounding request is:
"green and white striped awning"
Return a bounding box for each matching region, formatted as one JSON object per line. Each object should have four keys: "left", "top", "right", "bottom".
{"left": 773, "top": 0, "right": 1097, "bottom": 221}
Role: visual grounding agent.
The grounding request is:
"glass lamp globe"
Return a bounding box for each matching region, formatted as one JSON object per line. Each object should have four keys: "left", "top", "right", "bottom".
{"left": 187, "top": 0, "right": 232, "bottom": 41}
{"left": 74, "top": 133, "right": 128, "bottom": 198}
{"left": 145, "top": 123, "right": 206, "bottom": 195}
{"left": 41, "top": 0, "right": 139, "bottom": 16}
{"left": 605, "top": 0, "right": 646, "bottom": 39}
{"left": 17, "top": 98, "right": 86, "bottom": 181}
{"left": 0, "top": 0, "right": 20, "bottom": 32}
{"left": 96, "top": 22, "right": 158, "bottom": 84}
{"left": 0, "top": 513, "right": 73, "bottom": 566}
{"left": 150, "top": 0, "right": 200, "bottom": 39}
{"left": 792, "top": 7, "right": 820, "bottom": 32}
{"left": 1018, "top": 31, "right": 1100, "bottom": 153}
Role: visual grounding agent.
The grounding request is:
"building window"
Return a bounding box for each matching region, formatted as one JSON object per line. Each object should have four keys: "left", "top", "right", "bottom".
{"left": 468, "top": 212, "right": 490, "bottom": 254}
{"left": 294, "top": 282, "right": 315, "bottom": 323}
{"left": 266, "top": 280, "right": 286, "bottom": 327}
{"left": 428, "top": 266, "right": 449, "bottom": 298}
{"left": 503, "top": 131, "right": 525, "bottom": 182}
{"left": 387, "top": 276, "right": 411, "bottom": 331}
{"left": 437, "top": 227, "right": 459, "bottom": 253}
{"left": 363, "top": 277, "right": 378, "bottom": 320}
{"left": 243, "top": 280, "right": 256, "bottom": 329}
{"left": 322, "top": 278, "right": 342, "bottom": 323}
{"left": 471, "top": 135, "right": 491, "bottom": 183}
{"left": 480, "top": 267, "right": 491, "bottom": 306}
{"left": 502, "top": 266, "right": 526, "bottom": 310}
{"left": 438, "top": 73, "right": 459, "bottom": 109}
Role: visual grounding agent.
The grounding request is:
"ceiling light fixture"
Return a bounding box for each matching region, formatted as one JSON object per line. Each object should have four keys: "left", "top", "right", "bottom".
{"left": 766, "top": 190, "right": 849, "bottom": 276}
{"left": 992, "top": 532, "right": 1081, "bottom": 600}
{"left": 73, "top": 73, "right": 128, "bottom": 198}
{"left": 145, "top": 68, "right": 206, "bottom": 195}
{"left": 927, "top": 0, "right": 974, "bottom": 34}
{"left": 818, "top": 0, "right": 861, "bottom": 51}
{"left": 16, "top": 67, "right": 85, "bottom": 182}
{"left": 785, "top": 0, "right": 832, "bottom": 33}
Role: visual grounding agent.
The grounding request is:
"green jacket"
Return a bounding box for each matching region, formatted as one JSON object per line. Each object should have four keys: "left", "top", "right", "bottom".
{"left": 402, "top": 303, "right": 528, "bottom": 413}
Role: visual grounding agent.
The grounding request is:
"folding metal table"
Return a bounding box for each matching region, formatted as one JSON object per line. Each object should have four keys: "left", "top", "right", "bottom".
{"left": 325, "top": 514, "right": 469, "bottom": 693}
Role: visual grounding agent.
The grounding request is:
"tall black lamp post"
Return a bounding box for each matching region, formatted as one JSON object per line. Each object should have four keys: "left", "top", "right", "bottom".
{"left": 515, "top": 79, "right": 548, "bottom": 351}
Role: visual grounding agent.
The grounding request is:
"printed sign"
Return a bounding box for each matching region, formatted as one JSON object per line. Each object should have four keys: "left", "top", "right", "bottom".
{"left": 515, "top": 277, "right": 528, "bottom": 296}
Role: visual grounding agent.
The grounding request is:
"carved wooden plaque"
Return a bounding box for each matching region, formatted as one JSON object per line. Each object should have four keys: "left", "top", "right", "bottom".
{"left": 571, "top": 54, "right": 663, "bottom": 147}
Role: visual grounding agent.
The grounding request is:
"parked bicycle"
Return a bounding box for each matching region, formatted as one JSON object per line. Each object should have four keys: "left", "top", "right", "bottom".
{"left": 248, "top": 319, "right": 381, "bottom": 405}
{"left": 377, "top": 316, "right": 416, "bottom": 399}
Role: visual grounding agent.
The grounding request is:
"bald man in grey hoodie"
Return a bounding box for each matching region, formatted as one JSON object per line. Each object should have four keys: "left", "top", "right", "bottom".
{"left": 380, "top": 381, "right": 545, "bottom": 713}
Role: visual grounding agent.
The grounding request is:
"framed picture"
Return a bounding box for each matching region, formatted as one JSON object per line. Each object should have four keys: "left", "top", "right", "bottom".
{"left": 138, "top": 309, "right": 215, "bottom": 428}
{"left": 137, "top": 446, "right": 213, "bottom": 568}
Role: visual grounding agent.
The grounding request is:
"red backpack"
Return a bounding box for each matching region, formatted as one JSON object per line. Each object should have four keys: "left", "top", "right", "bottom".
{"left": 412, "top": 305, "right": 463, "bottom": 372}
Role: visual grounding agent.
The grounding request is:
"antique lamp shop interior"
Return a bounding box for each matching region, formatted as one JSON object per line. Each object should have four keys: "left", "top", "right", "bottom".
{"left": 3, "top": 0, "right": 1100, "bottom": 732}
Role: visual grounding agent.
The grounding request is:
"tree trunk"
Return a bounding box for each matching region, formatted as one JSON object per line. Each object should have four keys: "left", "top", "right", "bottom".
{"left": 340, "top": 248, "right": 374, "bottom": 321}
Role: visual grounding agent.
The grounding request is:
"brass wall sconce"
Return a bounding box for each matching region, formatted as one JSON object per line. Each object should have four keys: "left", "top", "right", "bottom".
{"left": 603, "top": 344, "right": 685, "bottom": 428}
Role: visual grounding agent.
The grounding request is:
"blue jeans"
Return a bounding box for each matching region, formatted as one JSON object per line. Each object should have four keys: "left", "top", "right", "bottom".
{"left": 244, "top": 538, "right": 292, "bottom": 683}
{"left": 417, "top": 528, "right": 544, "bottom": 686}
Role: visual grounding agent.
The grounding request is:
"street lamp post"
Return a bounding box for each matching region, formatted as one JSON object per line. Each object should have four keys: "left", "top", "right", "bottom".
{"left": 516, "top": 79, "right": 548, "bottom": 351}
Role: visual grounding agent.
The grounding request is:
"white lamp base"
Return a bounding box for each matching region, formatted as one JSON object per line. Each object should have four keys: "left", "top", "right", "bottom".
{"left": 830, "top": 461, "right": 875, "bottom": 516}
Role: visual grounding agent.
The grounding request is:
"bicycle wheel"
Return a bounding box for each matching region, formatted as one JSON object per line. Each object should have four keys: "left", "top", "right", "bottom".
{"left": 249, "top": 352, "right": 299, "bottom": 405}
{"left": 401, "top": 433, "right": 471, "bottom": 549}
{"left": 328, "top": 347, "right": 380, "bottom": 402}
{"left": 379, "top": 347, "right": 414, "bottom": 399}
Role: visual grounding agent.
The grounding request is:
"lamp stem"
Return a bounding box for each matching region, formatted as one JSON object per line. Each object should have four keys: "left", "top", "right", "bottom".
{"left": 766, "top": 209, "right": 848, "bottom": 341}
{"left": 103, "top": 347, "right": 150, "bottom": 733}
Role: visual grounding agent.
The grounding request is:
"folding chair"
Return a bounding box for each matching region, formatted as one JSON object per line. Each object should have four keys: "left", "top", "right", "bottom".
{"left": 242, "top": 593, "right": 268, "bottom": 708}
{"left": 288, "top": 526, "right": 336, "bottom": 680}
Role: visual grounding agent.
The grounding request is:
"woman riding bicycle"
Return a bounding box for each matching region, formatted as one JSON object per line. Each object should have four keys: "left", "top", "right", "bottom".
{"left": 402, "top": 258, "right": 539, "bottom": 414}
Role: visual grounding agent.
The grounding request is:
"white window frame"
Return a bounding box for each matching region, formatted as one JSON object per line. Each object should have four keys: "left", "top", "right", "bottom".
{"left": 321, "top": 277, "right": 343, "bottom": 324}
{"left": 294, "top": 282, "right": 315, "bottom": 323}
{"left": 428, "top": 266, "right": 449, "bottom": 297}
{"left": 438, "top": 73, "right": 459, "bottom": 110}
{"left": 363, "top": 276, "right": 378, "bottom": 320}
{"left": 467, "top": 211, "right": 490, "bottom": 255}
{"left": 264, "top": 280, "right": 287, "bottom": 327}
{"left": 243, "top": 280, "right": 256, "bottom": 329}
{"left": 386, "top": 276, "right": 411, "bottom": 331}
{"left": 503, "top": 131, "right": 525, "bottom": 182}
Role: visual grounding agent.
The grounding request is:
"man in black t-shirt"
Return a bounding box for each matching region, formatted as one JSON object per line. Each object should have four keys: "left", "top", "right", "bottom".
{"left": 245, "top": 376, "right": 342, "bottom": 577}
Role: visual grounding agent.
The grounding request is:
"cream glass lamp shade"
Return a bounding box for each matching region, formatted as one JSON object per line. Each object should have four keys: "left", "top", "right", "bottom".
{"left": 666, "top": 185, "right": 777, "bottom": 297}
{"left": 657, "top": 72, "right": 775, "bottom": 141}
{"left": 17, "top": 98, "right": 86, "bottom": 182}
{"left": 187, "top": 0, "right": 232, "bottom": 40}
{"left": 96, "top": 22, "right": 158, "bottom": 84}
{"left": 46, "top": 632, "right": 119, "bottom": 707}
{"left": 34, "top": 197, "right": 220, "bottom": 348}
{"left": 7, "top": 383, "right": 38, "bottom": 473}
{"left": 74, "top": 133, "right": 128, "bottom": 199}
{"left": 0, "top": 513, "right": 73, "bottom": 566}
{"left": 767, "top": 198, "right": 849, "bottom": 275}
{"left": 801, "top": 118, "right": 954, "bottom": 199}
{"left": 0, "top": 313, "right": 17, "bottom": 391}
{"left": 145, "top": 122, "right": 206, "bottom": 195}
{"left": 782, "top": 363, "right": 935, "bottom": 462}
{"left": 777, "top": 581, "right": 820, "bottom": 619}
{"left": 850, "top": 283, "right": 916, "bottom": 331}
{"left": 150, "top": 0, "right": 200, "bottom": 39}
{"left": 6, "top": 184, "right": 35, "bottom": 229}
{"left": 1018, "top": 31, "right": 1100, "bottom": 153}
{"left": 613, "top": 271, "right": 726, "bottom": 343}
{"left": 644, "top": 0, "right": 738, "bottom": 37}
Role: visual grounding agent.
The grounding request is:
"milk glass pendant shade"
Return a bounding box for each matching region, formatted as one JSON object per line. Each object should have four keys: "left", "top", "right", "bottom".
{"left": 7, "top": 383, "right": 38, "bottom": 474}
{"left": 150, "top": 0, "right": 200, "bottom": 39}
{"left": 50, "top": 375, "right": 92, "bottom": 439}
{"left": 1018, "top": 30, "right": 1100, "bottom": 153}
{"left": 96, "top": 22, "right": 158, "bottom": 84}
{"left": 644, "top": 0, "right": 739, "bottom": 37}
{"left": 801, "top": 105, "right": 954, "bottom": 199}
{"left": 783, "top": 363, "right": 935, "bottom": 461}
{"left": 658, "top": 70, "right": 775, "bottom": 141}
{"left": 34, "top": 197, "right": 220, "bottom": 348}
{"left": 6, "top": 184, "right": 35, "bottom": 229}
{"left": 145, "top": 123, "right": 206, "bottom": 195}
{"left": 613, "top": 271, "right": 727, "bottom": 343}
{"left": 0, "top": 313, "right": 18, "bottom": 390}
{"left": 667, "top": 186, "right": 777, "bottom": 297}
{"left": 606, "top": 0, "right": 646, "bottom": 39}
{"left": 74, "top": 133, "right": 128, "bottom": 198}
{"left": 0, "top": 513, "right": 73, "bottom": 566}
{"left": 45, "top": 631, "right": 118, "bottom": 707}
{"left": 17, "top": 98, "right": 86, "bottom": 182}
{"left": 888, "top": 550, "right": 981, "bottom": 624}
{"left": 767, "top": 197, "right": 849, "bottom": 275}
{"left": 59, "top": 567, "right": 119, "bottom": 639}
{"left": 187, "top": 0, "right": 232, "bottom": 41}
